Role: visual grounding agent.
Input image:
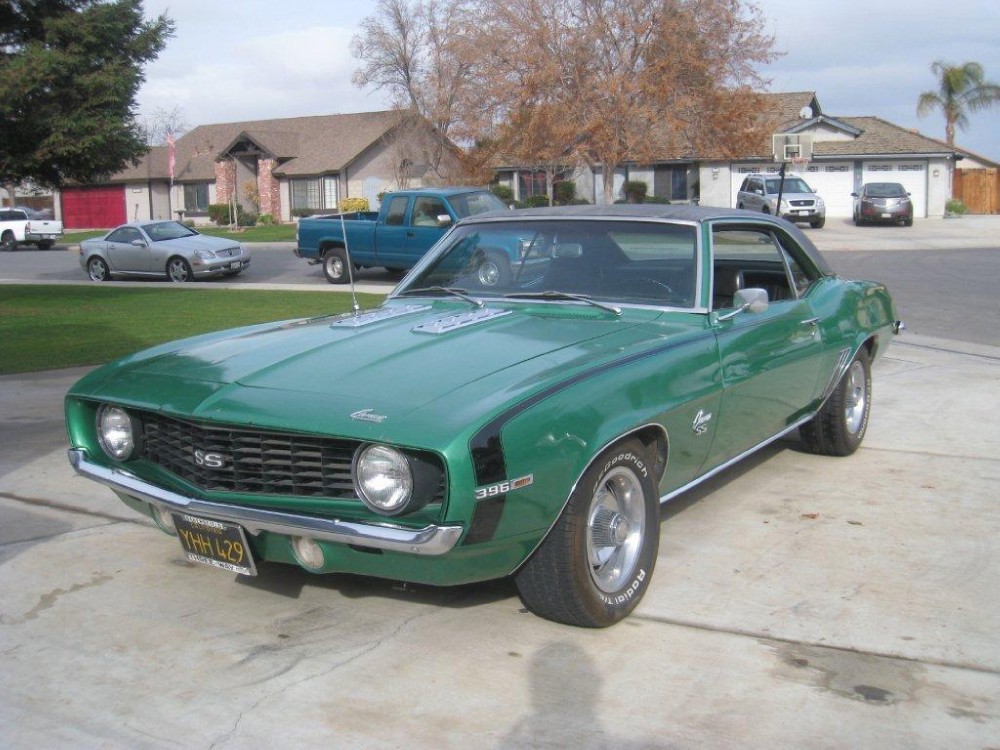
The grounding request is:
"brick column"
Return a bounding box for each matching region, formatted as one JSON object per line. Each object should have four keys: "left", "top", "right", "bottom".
{"left": 257, "top": 158, "right": 280, "bottom": 217}
{"left": 214, "top": 161, "right": 234, "bottom": 204}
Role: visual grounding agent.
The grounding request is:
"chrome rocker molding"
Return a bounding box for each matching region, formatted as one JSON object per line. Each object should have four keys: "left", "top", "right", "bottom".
{"left": 68, "top": 449, "right": 464, "bottom": 556}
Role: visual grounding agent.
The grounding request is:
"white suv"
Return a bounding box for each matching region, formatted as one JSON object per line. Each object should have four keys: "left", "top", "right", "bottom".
{"left": 736, "top": 173, "right": 826, "bottom": 228}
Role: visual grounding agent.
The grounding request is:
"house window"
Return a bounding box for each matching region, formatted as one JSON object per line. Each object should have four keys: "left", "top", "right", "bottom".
{"left": 291, "top": 179, "right": 322, "bottom": 211}
{"left": 518, "top": 171, "right": 548, "bottom": 199}
{"left": 183, "top": 183, "right": 210, "bottom": 213}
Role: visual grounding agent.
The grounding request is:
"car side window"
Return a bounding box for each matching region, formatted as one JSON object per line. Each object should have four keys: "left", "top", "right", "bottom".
{"left": 384, "top": 196, "right": 409, "bottom": 227}
{"left": 413, "top": 197, "right": 446, "bottom": 226}
{"left": 711, "top": 227, "right": 802, "bottom": 309}
{"left": 106, "top": 227, "right": 143, "bottom": 244}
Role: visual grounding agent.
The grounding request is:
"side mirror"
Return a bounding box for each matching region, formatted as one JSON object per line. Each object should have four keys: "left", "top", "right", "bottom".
{"left": 851, "top": 192, "right": 858, "bottom": 197}
{"left": 436, "top": 214, "right": 453, "bottom": 227}
{"left": 734, "top": 288, "right": 769, "bottom": 313}
{"left": 131, "top": 239, "right": 147, "bottom": 247}
{"left": 717, "top": 288, "right": 769, "bottom": 321}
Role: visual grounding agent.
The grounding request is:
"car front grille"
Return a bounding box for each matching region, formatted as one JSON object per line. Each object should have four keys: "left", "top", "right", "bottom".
{"left": 138, "top": 412, "right": 443, "bottom": 502}
{"left": 788, "top": 199, "right": 815, "bottom": 207}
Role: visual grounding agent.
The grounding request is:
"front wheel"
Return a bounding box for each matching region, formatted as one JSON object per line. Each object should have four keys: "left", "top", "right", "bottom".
{"left": 322, "top": 247, "right": 350, "bottom": 284}
{"left": 166, "top": 256, "right": 194, "bottom": 282}
{"left": 476, "top": 250, "right": 511, "bottom": 287}
{"left": 810, "top": 216, "right": 825, "bottom": 229}
{"left": 800, "top": 347, "right": 872, "bottom": 456}
{"left": 515, "top": 438, "right": 660, "bottom": 627}
{"left": 87, "top": 256, "right": 111, "bottom": 281}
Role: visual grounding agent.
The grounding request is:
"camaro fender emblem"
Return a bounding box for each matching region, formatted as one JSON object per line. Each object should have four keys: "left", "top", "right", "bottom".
{"left": 475, "top": 474, "right": 534, "bottom": 500}
{"left": 351, "top": 409, "right": 388, "bottom": 424}
{"left": 692, "top": 409, "right": 713, "bottom": 436}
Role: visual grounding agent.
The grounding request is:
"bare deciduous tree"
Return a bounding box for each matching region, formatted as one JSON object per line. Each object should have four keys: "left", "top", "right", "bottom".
{"left": 353, "top": 0, "right": 776, "bottom": 202}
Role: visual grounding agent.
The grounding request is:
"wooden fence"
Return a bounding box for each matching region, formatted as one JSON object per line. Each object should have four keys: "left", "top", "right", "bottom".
{"left": 953, "top": 168, "right": 1000, "bottom": 214}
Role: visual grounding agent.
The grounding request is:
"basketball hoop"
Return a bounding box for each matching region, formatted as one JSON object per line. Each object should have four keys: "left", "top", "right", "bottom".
{"left": 789, "top": 156, "right": 811, "bottom": 174}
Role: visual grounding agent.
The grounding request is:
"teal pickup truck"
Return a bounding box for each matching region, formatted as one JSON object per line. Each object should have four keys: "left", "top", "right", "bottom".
{"left": 295, "top": 187, "right": 509, "bottom": 283}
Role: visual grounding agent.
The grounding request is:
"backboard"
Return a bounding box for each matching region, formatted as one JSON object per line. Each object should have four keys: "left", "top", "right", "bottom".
{"left": 772, "top": 133, "right": 813, "bottom": 162}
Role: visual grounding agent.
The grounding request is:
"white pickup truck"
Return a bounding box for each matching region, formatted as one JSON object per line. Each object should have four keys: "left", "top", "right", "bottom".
{"left": 0, "top": 207, "right": 64, "bottom": 250}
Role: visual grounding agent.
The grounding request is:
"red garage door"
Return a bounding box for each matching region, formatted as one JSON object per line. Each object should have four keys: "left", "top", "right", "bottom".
{"left": 61, "top": 186, "right": 126, "bottom": 229}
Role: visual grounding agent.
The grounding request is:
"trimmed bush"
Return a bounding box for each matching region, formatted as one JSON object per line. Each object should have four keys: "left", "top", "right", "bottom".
{"left": 491, "top": 184, "right": 515, "bottom": 203}
{"left": 524, "top": 194, "right": 551, "bottom": 208}
{"left": 945, "top": 198, "right": 968, "bottom": 215}
{"left": 623, "top": 180, "right": 648, "bottom": 203}
{"left": 340, "top": 197, "right": 370, "bottom": 213}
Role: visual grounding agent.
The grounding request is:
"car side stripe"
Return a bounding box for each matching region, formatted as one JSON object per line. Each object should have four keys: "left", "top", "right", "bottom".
{"left": 463, "top": 332, "right": 712, "bottom": 545}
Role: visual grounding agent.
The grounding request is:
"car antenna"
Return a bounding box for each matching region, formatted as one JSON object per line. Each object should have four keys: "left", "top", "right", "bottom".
{"left": 339, "top": 209, "right": 361, "bottom": 315}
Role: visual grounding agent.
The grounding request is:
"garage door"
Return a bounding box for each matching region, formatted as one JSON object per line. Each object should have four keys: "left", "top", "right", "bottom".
{"left": 800, "top": 162, "right": 854, "bottom": 218}
{"left": 862, "top": 162, "right": 927, "bottom": 218}
{"left": 61, "top": 186, "right": 126, "bottom": 229}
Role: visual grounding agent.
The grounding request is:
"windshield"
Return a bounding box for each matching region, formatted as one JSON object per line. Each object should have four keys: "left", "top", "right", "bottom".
{"left": 865, "top": 183, "right": 907, "bottom": 198}
{"left": 144, "top": 221, "right": 199, "bottom": 242}
{"left": 396, "top": 219, "right": 698, "bottom": 309}
{"left": 766, "top": 178, "right": 813, "bottom": 194}
{"left": 448, "top": 191, "right": 508, "bottom": 218}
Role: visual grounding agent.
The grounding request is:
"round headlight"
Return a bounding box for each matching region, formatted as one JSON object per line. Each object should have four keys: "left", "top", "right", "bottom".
{"left": 354, "top": 445, "right": 414, "bottom": 515}
{"left": 97, "top": 405, "right": 139, "bottom": 460}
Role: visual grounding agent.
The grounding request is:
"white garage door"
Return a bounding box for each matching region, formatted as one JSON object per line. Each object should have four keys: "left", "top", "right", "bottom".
{"left": 800, "top": 162, "right": 854, "bottom": 217}
{"left": 862, "top": 162, "right": 927, "bottom": 218}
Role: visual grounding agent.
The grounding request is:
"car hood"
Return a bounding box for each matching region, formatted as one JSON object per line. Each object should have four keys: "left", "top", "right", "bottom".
{"left": 153, "top": 234, "right": 241, "bottom": 252}
{"left": 71, "top": 302, "right": 689, "bottom": 445}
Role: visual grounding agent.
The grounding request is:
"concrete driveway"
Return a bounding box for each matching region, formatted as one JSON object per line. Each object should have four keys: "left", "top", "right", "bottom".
{"left": 1, "top": 329, "right": 998, "bottom": 748}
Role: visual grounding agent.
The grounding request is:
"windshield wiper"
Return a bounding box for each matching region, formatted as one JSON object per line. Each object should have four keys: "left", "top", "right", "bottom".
{"left": 397, "top": 286, "right": 484, "bottom": 308}
{"left": 503, "top": 291, "right": 621, "bottom": 316}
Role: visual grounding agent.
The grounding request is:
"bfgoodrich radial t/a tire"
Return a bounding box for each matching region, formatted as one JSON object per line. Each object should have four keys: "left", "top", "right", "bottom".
{"left": 800, "top": 346, "right": 872, "bottom": 456}
{"left": 515, "top": 438, "right": 660, "bottom": 627}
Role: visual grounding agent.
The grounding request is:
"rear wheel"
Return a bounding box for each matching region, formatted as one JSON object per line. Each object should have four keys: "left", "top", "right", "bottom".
{"left": 800, "top": 347, "right": 872, "bottom": 456}
{"left": 87, "top": 256, "right": 111, "bottom": 281}
{"left": 515, "top": 438, "right": 660, "bottom": 627}
{"left": 166, "top": 257, "right": 194, "bottom": 282}
{"left": 37, "top": 240, "right": 55, "bottom": 250}
{"left": 1, "top": 231, "right": 15, "bottom": 251}
{"left": 323, "top": 247, "right": 350, "bottom": 284}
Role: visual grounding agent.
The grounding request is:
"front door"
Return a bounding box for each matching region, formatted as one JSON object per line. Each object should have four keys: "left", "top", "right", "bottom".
{"left": 104, "top": 226, "right": 150, "bottom": 273}
{"left": 706, "top": 224, "right": 826, "bottom": 466}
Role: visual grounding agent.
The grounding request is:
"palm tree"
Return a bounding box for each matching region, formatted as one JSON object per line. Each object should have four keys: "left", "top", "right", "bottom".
{"left": 917, "top": 60, "right": 1000, "bottom": 146}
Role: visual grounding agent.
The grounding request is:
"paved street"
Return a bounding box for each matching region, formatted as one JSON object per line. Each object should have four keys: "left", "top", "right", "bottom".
{"left": 1, "top": 216, "right": 998, "bottom": 748}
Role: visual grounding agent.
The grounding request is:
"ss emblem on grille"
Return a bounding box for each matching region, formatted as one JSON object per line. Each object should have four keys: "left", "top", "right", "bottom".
{"left": 193, "top": 449, "right": 227, "bottom": 469}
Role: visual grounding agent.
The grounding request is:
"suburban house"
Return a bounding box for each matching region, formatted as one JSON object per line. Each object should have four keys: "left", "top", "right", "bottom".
{"left": 20, "top": 94, "right": 996, "bottom": 226}
{"left": 494, "top": 92, "right": 970, "bottom": 219}
{"left": 56, "top": 110, "right": 459, "bottom": 228}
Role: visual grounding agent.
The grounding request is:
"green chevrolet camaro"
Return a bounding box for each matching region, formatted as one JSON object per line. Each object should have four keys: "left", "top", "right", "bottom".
{"left": 65, "top": 205, "right": 900, "bottom": 627}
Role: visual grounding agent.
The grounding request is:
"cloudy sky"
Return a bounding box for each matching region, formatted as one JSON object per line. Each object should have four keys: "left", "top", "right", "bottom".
{"left": 137, "top": 0, "right": 1000, "bottom": 159}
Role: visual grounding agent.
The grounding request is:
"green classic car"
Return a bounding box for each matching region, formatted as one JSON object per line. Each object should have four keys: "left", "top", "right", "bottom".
{"left": 65, "top": 205, "right": 900, "bottom": 627}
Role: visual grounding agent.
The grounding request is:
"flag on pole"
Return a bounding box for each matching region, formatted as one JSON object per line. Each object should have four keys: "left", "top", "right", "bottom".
{"left": 166, "top": 132, "right": 176, "bottom": 183}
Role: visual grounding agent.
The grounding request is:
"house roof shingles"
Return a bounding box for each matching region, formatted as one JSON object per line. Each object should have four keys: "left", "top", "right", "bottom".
{"left": 111, "top": 110, "right": 406, "bottom": 183}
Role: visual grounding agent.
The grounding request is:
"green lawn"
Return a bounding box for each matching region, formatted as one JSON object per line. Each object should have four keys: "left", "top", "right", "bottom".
{"left": 62, "top": 223, "right": 297, "bottom": 246}
{"left": 0, "top": 285, "right": 385, "bottom": 374}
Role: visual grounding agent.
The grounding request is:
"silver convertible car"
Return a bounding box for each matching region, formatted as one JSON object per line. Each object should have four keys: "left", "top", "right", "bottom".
{"left": 78, "top": 221, "right": 251, "bottom": 282}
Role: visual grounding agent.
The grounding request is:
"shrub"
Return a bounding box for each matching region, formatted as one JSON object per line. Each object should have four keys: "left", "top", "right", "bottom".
{"left": 554, "top": 181, "right": 576, "bottom": 205}
{"left": 208, "top": 202, "right": 257, "bottom": 226}
{"left": 623, "top": 180, "right": 648, "bottom": 203}
{"left": 491, "top": 184, "right": 515, "bottom": 203}
{"left": 340, "top": 197, "right": 370, "bottom": 213}
{"left": 292, "top": 207, "right": 317, "bottom": 218}
{"left": 208, "top": 203, "right": 230, "bottom": 225}
{"left": 945, "top": 198, "right": 968, "bottom": 216}
{"left": 257, "top": 213, "right": 276, "bottom": 226}
{"left": 524, "top": 194, "right": 551, "bottom": 208}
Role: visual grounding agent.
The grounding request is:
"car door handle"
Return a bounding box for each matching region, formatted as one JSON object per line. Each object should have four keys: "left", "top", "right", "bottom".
{"left": 406, "top": 231, "right": 415, "bottom": 238}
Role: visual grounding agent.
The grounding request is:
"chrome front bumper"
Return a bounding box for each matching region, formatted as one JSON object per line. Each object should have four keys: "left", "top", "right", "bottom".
{"left": 68, "top": 449, "right": 463, "bottom": 556}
